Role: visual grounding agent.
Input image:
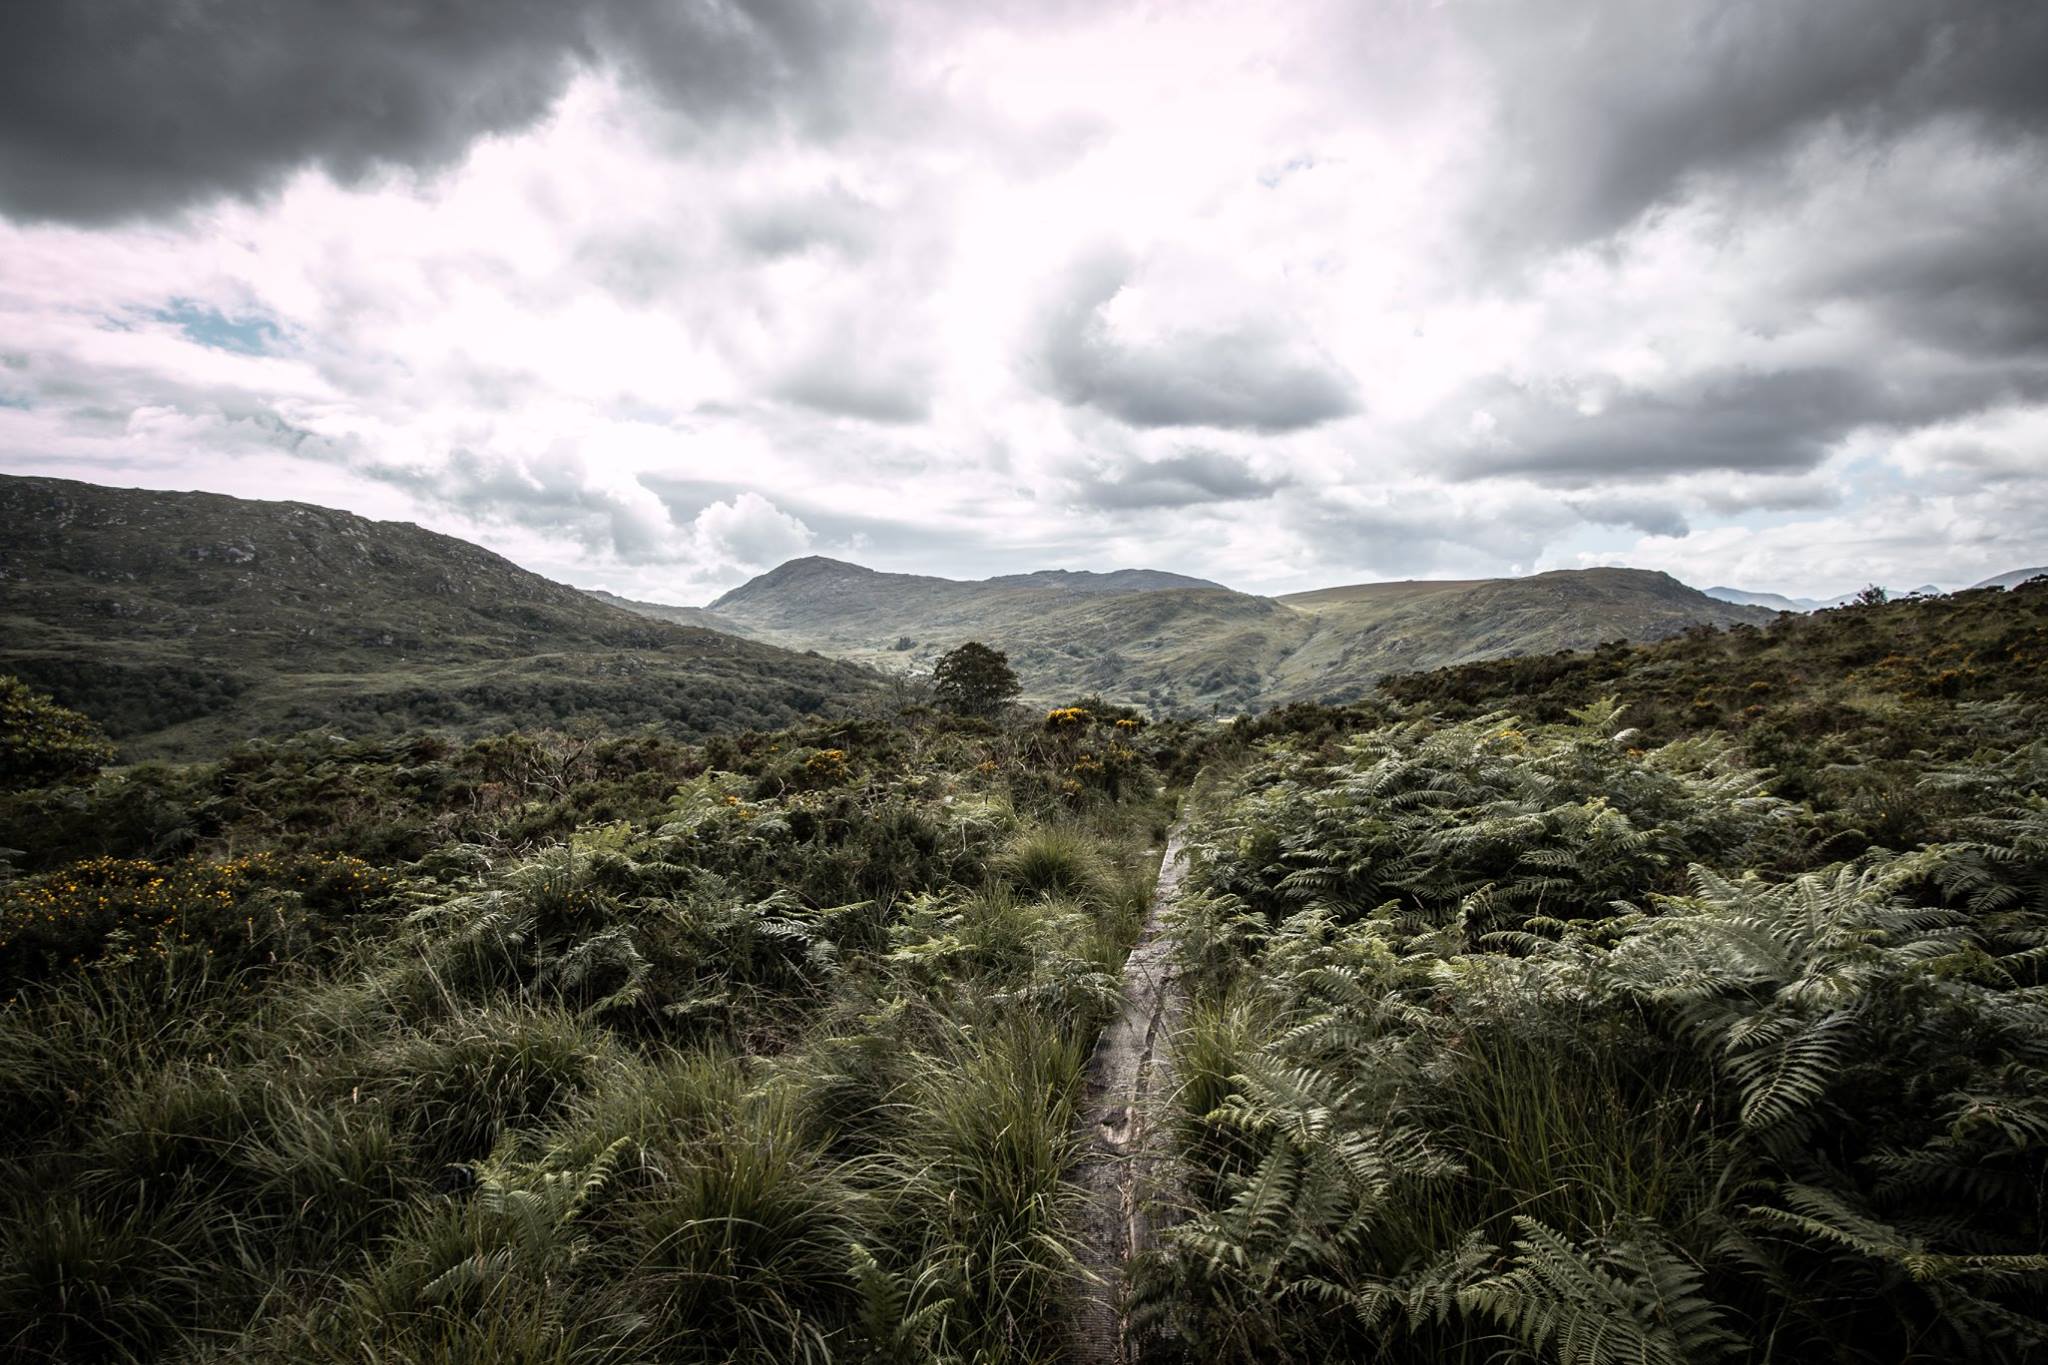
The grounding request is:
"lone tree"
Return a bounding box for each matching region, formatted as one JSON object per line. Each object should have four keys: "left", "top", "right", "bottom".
{"left": 932, "top": 641, "right": 1021, "bottom": 718}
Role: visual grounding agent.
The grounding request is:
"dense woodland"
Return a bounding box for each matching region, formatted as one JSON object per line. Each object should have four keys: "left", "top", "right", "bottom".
{"left": 1, "top": 581, "right": 2044, "bottom": 1362}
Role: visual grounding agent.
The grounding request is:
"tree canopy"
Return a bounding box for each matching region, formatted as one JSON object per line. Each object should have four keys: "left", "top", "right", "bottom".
{"left": 931, "top": 641, "right": 1021, "bottom": 717}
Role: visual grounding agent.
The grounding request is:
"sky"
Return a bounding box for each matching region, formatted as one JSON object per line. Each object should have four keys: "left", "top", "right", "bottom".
{"left": 1, "top": 0, "right": 2044, "bottom": 605}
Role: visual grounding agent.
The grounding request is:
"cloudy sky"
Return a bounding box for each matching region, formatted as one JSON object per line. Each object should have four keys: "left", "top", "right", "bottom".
{"left": 2, "top": 0, "right": 2044, "bottom": 603}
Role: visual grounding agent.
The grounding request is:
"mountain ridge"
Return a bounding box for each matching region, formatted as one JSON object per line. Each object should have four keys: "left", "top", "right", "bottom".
{"left": 709, "top": 555, "right": 1773, "bottom": 712}
{"left": 1972, "top": 566, "right": 2048, "bottom": 591}
{"left": 5, "top": 475, "right": 1784, "bottom": 748}
{"left": 0, "top": 474, "right": 875, "bottom": 756}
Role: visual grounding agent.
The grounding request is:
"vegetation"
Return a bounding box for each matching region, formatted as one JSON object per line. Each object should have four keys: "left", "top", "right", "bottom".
{"left": 5, "top": 494, "right": 2046, "bottom": 1364}
{"left": 689, "top": 555, "right": 1774, "bottom": 716}
{"left": 0, "top": 683, "right": 1176, "bottom": 1363}
{"left": 933, "top": 641, "right": 1023, "bottom": 718}
{"left": 1377, "top": 578, "right": 2048, "bottom": 854}
{"left": 1137, "top": 580, "right": 2048, "bottom": 1362}
{"left": 0, "top": 674, "right": 116, "bottom": 791}
{"left": 0, "top": 474, "right": 876, "bottom": 758}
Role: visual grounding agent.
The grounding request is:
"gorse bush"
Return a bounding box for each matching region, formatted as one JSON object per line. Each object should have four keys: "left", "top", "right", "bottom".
{"left": 0, "top": 850, "right": 395, "bottom": 993}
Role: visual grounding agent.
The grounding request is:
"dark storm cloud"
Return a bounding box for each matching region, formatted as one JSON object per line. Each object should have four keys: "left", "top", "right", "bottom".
{"left": 1820, "top": 215, "right": 2048, "bottom": 360}
{"left": 1464, "top": 0, "right": 2048, "bottom": 247}
{"left": 0, "top": 0, "right": 877, "bottom": 223}
{"left": 1033, "top": 251, "right": 1358, "bottom": 434}
{"left": 1458, "top": 366, "right": 2048, "bottom": 486}
{"left": 1568, "top": 496, "right": 1690, "bottom": 540}
{"left": 1072, "top": 450, "right": 1288, "bottom": 510}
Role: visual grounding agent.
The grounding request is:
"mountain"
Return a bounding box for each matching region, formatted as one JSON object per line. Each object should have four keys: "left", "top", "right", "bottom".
{"left": 1264, "top": 569, "right": 1774, "bottom": 704}
{"left": 0, "top": 475, "right": 874, "bottom": 757}
{"left": 984, "top": 568, "right": 1227, "bottom": 594}
{"left": 1707, "top": 582, "right": 1951, "bottom": 612}
{"left": 711, "top": 556, "right": 1774, "bottom": 713}
{"left": 1971, "top": 566, "right": 2048, "bottom": 591}
{"left": 1706, "top": 586, "right": 1825, "bottom": 612}
{"left": 583, "top": 588, "right": 756, "bottom": 637}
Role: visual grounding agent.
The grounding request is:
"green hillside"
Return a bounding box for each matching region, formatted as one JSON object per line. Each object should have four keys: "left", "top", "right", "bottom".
{"left": 1265, "top": 566, "right": 1773, "bottom": 703}
{"left": 705, "top": 557, "right": 1772, "bottom": 713}
{"left": 0, "top": 475, "right": 874, "bottom": 757}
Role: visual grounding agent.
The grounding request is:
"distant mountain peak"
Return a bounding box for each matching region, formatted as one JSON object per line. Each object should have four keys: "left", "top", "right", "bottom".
{"left": 711, "top": 555, "right": 1227, "bottom": 613}
{"left": 1971, "top": 566, "right": 2048, "bottom": 591}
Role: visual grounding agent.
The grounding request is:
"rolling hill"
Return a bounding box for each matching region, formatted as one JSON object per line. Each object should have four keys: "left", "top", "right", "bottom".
{"left": 0, "top": 475, "right": 875, "bottom": 757}
{"left": 1972, "top": 566, "right": 2048, "bottom": 591}
{"left": 1705, "top": 585, "right": 1827, "bottom": 612}
{"left": 1263, "top": 568, "right": 1774, "bottom": 703}
{"left": 703, "top": 556, "right": 1774, "bottom": 712}
{"left": 5, "top": 474, "right": 1783, "bottom": 747}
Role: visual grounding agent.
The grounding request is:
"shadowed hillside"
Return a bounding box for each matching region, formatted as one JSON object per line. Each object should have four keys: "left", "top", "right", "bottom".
{"left": 0, "top": 475, "right": 875, "bottom": 757}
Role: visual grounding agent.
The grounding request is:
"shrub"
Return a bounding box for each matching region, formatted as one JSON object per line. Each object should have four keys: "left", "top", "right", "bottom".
{"left": 996, "top": 824, "right": 1111, "bottom": 906}
{"left": 0, "top": 675, "right": 116, "bottom": 791}
{"left": 0, "top": 851, "right": 394, "bottom": 991}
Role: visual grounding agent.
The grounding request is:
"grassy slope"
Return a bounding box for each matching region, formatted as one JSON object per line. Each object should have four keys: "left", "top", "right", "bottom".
{"left": 709, "top": 558, "right": 1773, "bottom": 714}
{"left": 0, "top": 475, "right": 876, "bottom": 758}
{"left": 1267, "top": 567, "right": 1775, "bottom": 703}
{"left": 582, "top": 589, "right": 760, "bottom": 638}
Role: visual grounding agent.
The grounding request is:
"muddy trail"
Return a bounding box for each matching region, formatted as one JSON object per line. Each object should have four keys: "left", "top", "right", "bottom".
{"left": 1070, "top": 821, "right": 1190, "bottom": 1363}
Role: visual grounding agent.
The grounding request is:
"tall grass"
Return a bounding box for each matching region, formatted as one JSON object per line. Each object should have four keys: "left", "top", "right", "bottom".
{"left": 997, "top": 824, "right": 1113, "bottom": 905}
{"left": 0, "top": 706, "right": 1180, "bottom": 1362}
{"left": 910, "top": 1013, "right": 1090, "bottom": 1362}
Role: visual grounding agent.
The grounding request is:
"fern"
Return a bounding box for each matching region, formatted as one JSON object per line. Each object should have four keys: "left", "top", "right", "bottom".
{"left": 1457, "top": 1217, "right": 1740, "bottom": 1365}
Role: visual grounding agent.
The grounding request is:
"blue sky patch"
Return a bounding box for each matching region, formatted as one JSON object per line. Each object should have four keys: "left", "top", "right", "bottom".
{"left": 155, "top": 299, "right": 284, "bottom": 355}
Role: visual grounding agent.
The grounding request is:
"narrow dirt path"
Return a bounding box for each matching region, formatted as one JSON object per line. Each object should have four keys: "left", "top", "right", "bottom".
{"left": 1071, "top": 821, "right": 1189, "bottom": 1363}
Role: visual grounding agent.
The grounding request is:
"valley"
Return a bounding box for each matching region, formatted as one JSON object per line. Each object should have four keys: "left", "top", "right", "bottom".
{"left": 619, "top": 556, "right": 1775, "bottom": 715}
{"left": 4, "top": 475, "right": 1785, "bottom": 753}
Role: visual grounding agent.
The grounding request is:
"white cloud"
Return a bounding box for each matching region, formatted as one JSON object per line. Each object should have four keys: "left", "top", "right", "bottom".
{"left": 690, "top": 492, "right": 815, "bottom": 572}
{"left": 1, "top": 0, "right": 2043, "bottom": 604}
